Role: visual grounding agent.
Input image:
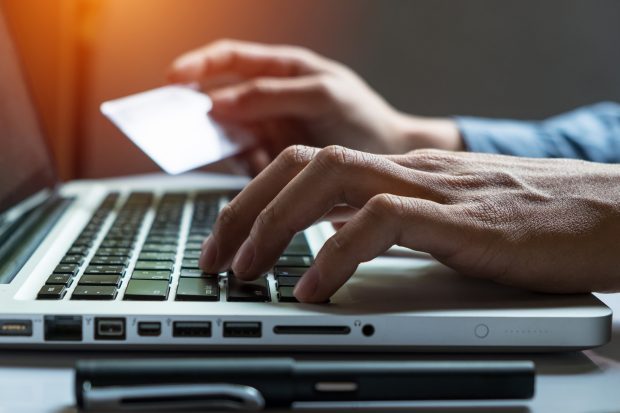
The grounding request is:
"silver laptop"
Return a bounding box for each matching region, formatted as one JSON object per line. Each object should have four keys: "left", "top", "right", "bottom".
{"left": 0, "top": 7, "right": 611, "bottom": 351}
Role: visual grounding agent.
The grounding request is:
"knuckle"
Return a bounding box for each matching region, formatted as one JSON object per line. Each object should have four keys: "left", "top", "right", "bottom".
{"left": 312, "top": 74, "right": 337, "bottom": 99}
{"left": 217, "top": 201, "right": 239, "bottom": 229}
{"left": 278, "top": 144, "right": 315, "bottom": 168}
{"left": 365, "top": 194, "right": 408, "bottom": 220}
{"left": 315, "top": 145, "right": 357, "bottom": 170}
{"left": 255, "top": 206, "right": 278, "bottom": 230}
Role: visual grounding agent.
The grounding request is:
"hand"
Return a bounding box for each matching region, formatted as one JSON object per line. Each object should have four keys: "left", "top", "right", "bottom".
{"left": 200, "top": 145, "right": 620, "bottom": 302}
{"left": 168, "top": 40, "right": 461, "bottom": 174}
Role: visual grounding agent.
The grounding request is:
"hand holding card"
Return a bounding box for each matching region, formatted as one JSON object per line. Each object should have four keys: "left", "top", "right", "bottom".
{"left": 101, "top": 85, "right": 254, "bottom": 175}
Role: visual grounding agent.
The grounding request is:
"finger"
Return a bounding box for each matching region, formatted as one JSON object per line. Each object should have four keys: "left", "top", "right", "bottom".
{"left": 200, "top": 145, "right": 319, "bottom": 273}
{"left": 294, "top": 195, "right": 462, "bottom": 303}
{"left": 231, "top": 146, "right": 447, "bottom": 280}
{"left": 168, "top": 39, "right": 325, "bottom": 84}
{"left": 322, "top": 205, "right": 357, "bottom": 222}
{"left": 208, "top": 75, "right": 336, "bottom": 121}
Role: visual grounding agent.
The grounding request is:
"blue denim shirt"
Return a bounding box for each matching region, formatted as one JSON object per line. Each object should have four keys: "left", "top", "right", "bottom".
{"left": 457, "top": 102, "right": 620, "bottom": 162}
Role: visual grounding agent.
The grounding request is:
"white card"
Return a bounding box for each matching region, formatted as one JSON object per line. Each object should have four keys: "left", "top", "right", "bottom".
{"left": 101, "top": 85, "right": 253, "bottom": 175}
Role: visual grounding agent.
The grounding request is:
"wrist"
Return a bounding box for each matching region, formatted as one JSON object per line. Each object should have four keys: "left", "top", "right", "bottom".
{"left": 394, "top": 113, "right": 465, "bottom": 154}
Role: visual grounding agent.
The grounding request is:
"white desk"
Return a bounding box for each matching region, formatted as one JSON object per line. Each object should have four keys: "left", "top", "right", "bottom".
{"left": 0, "top": 293, "right": 618, "bottom": 413}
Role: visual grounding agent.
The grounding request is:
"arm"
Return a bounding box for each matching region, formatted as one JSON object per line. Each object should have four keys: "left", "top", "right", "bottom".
{"left": 454, "top": 102, "right": 620, "bottom": 162}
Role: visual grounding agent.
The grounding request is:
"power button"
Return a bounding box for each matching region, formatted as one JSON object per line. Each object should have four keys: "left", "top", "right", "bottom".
{"left": 474, "top": 324, "right": 489, "bottom": 339}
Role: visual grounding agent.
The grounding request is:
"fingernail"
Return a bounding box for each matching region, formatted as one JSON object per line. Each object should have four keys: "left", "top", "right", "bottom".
{"left": 294, "top": 267, "right": 320, "bottom": 301}
{"left": 200, "top": 235, "right": 216, "bottom": 271}
{"left": 232, "top": 238, "right": 255, "bottom": 276}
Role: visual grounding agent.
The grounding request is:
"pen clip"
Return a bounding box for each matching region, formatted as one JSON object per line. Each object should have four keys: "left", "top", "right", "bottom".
{"left": 81, "top": 381, "right": 266, "bottom": 411}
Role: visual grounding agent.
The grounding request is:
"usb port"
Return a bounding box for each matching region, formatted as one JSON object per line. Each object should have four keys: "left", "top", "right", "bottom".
{"left": 223, "top": 322, "right": 262, "bottom": 338}
{"left": 95, "top": 318, "right": 125, "bottom": 340}
{"left": 44, "top": 316, "right": 82, "bottom": 341}
{"left": 172, "top": 321, "right": 211, "bottom": 337}
{"left": 0, "top": 320, "right": 33, "bottom": 336}
{"left": 137, "top": 321, "right": 161, "bottom": 337}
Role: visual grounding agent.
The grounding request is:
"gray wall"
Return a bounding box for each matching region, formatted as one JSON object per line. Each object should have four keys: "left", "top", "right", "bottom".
{"left": 82, "top": 0, "right": 620, "bottom": 177}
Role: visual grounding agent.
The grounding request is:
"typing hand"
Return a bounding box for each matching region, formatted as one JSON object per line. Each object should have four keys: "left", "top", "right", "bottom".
{"left": 168, "top": 40, "right": 461, "bottom": 174}
{"left": 200, "top": 145, "right": 620, "bottom": 303}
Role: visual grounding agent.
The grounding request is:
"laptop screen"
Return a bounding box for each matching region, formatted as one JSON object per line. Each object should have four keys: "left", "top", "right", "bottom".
{"left": 0, "top": 6, "right": 56, "bottom": 217}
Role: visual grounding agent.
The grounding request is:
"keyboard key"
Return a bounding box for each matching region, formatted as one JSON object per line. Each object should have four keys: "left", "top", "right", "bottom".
{"left": 277, "top": 276, "right": 300, "bottom": 287}
{"left": 131, "top": 270, "right": 171, "bottom": 281}
{"left": 100, "top": 240, "right": 134, "bottom": 248}
{"left": 184, "top": 242, "right": 202, "bottom": 251}
{"left": 54, "top": 264, "right": 80, "bottom": 275}
{"left": 60, "top": 255, "right": 84, "bottom": 265}
{"left": 141, "top": 244, "right": 177, "bottom": 253}
{"left": 138, "top": 252, "right": 176, "bottom": 262}
{"left": 176, "top": 278, "right": 219, "bottom": 301}
{"left": 124, "top": 280, "right": 169, "bottom": 301}
{"left": 144, "top": 236, "right": 178, "bottom": 245}
{"left": 180, "top": 269, "right": 217, "bottom": 278}
{"left": 227, "top": 274, "right": 270, "bottom": 302}
{"left": 78, "top": 274, "right": 122, "bottom": 286}
{"left": 276, "top": 255, "right": 313, "bottom": 267}
{"left": 45, "top": 274, "right": 73, "bottom": 286}
{"left": 72, "top": 237, "right": 94, "bottom": 247}
{"left": 71, "top": 285, "right": 117, "bottom": 300}
{"left": 67, "top": 246, "right": 89, "bottom": 256}
{"left": 283, "top": 243, "right": 312, "bottom": 256}
{"left": 181, "top": 259, "right": 200, "bottom": 269}
{"left": 134, "top": 261, "right": 174, "bottom": 272}
{"left": 37, "top": 284, "right": 66, "bottom": 299}
{"left": 183, "top": 250, "right": 201, "bottom": 259}
{"left": 277, "top": 286, "right": 298, "bottom": 303}
{"left": 84, "top": 265, "right": 125, "bottom": 276}
{"left": 186, "top": 234, "right": 207, "bottom": 243}
{"left": 95, "top": 248, "right": 132, "bottom": 257}
{"left": 274, "top": 266, "right": 307, "bottom": 277}
{"left": 90, "top": 256, "right": 129, "bottom": 266}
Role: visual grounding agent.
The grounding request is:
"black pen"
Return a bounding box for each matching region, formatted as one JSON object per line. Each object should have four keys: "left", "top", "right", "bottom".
{"left": 75, "top": 358, "right": 535, "bottom": 410}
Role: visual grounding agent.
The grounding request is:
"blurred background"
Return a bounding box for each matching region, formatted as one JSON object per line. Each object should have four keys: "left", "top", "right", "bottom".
{"left": 3, "top": 0, "right": 620, "bottom": 181}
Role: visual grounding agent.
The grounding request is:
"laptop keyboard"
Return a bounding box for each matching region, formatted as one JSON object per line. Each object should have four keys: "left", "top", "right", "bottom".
{"left": 36, "top": 191, "right": 313, "bottom": 303}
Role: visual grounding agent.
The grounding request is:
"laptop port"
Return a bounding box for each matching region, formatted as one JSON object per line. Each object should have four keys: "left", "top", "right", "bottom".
{"left": 0, "top": 320, "right": 33, "bottom": 336}
{"left": 172, "top": 321, "right": 211, "bottom": 337}
{"left": 95, "top": 318, "right": 125, "bottom": 340}
{"left": 223, "top": 322, "right": 262, "bottom": 338}
{"left": 44, "top": 316, "right": 82, "bottom": 341}
{"left": 137, "top": 321, "right": 161, "bottom": 337}
{"left": 273, "top": 325, "right": 351, "bottom": 335}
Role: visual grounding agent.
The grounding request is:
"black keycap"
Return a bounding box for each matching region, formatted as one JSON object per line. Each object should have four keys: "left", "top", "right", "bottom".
{"left": 277, "top": 286, "right": 298, "bottom": 303}
{"left": 54, "top": 264, "right": 80, "bottom": 275}
{"left": 283, "top": 243, "right": 312, "bottom": 256}
{"left": 72, "top": 237, "right": 94, "bottom": 247}
{"left": 176, "top": 278, "right": 219, "bottom": 301}
{"left": 186, "top": 234, "right": 207, "bottom": 243}
{"left": 131, "top": 270, "right": 171, "bottom": 281}
{"left": 37, "top": 284, "right": 66, "bottom": 299}
{"left": 45, "top": 274, "right": 73, "bottom": 286}
{"left": 90, "top": 256, "right": 129, "bottom": 266}
{"left": 78, "top": 274, "right": 122, "bottom": 287}
{"left": 145, "top": 236, "right": 178, "bottom": 245}
{"left": 71, "top": 285, "right": 117, "bottom": 300}
{"left": 134, "top": 261, "right": 174, "bottom": 272}
{"left": 95, "top": 248, "right": 132, "bottom": 257}
{"left": 227, "top": 274, "right": 270, "bottom": 302}
{"left": 141, "top": 244, "right": 177, "bottom": 253}
{"left": 184, "top": 242, "right": 202, "bottom": 251}
{"left": 67, "top": 246, "right": 89, "bottom": 256}
{"left": 181, "top": 259, "right": 200, "bottom": 269}
{"left": 183, "top": 250, "right": 201, "bottom": 259}
{"left": 276, "top": 255, "right": 313, "bottom": 267}
{"left": 84, "top": 265, "right": 125, "bottom": 276}
{"left": 274, "top": 266, "right": 307, "bottom": 277}
{"left": 180, "top": 269, "right": 217, "bottom": 278}
{"left": 138, "top": 252, "right": 176, "bottom": 262}
{"left": 60, "top": 255, "right": 84, "bottom": 265}
{"left": 277, "top": 276, "right": 300, "bottom": 287}
{"left": 124, "top": 280, "right": 169, "bottom": 301}
{"left": 100, "top": 240, "right": 134, "bottom": 248}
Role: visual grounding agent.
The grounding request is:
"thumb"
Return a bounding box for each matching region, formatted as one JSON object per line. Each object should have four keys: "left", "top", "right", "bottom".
{"left": 209, "top": 75, "right": 334, "bottom": 121}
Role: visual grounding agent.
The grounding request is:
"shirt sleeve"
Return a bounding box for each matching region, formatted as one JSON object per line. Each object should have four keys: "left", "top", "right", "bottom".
{"left": 456, "top": 102, "right": 620, "bottom": 163}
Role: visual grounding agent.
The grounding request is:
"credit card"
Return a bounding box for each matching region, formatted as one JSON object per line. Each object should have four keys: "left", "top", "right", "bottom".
{"left": 101, "top": 85, "right": 254, "bottom": 175}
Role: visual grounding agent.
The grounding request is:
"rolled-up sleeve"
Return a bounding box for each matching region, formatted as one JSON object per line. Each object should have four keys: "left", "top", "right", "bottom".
{"left": 456, "top": 102, "right": 620, "bottom": 163}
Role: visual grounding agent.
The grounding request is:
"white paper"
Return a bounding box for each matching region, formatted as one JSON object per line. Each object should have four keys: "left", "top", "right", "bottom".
{"left": 101, "top": 85, "right": 253, "bottom": 175}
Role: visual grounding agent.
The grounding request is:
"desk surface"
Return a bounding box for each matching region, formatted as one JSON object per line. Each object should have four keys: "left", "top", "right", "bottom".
{"left": 2, "top": 174, "right": 620, "bottom": 412}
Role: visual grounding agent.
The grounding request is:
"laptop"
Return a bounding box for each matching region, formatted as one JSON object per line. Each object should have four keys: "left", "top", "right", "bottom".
{"left": 0, "top": 7, "right": 611, "bottom": 351}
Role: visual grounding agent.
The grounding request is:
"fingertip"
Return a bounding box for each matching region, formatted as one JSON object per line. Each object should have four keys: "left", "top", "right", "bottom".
{"left": 199, "top": 235, "right": 217, "bottom": 272}
{"left": 293, "top": 266, "right": 320, "bottom": 302}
